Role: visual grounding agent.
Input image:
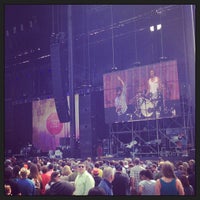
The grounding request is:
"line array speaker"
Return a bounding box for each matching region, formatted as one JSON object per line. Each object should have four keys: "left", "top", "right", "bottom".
{"left": 50, "top": 40, "right": 70, "bottom": 123}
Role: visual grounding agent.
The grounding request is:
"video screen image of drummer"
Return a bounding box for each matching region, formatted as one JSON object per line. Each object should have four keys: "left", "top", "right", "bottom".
{"left": 103, "top": 60, "right": 181, "bottom": 124}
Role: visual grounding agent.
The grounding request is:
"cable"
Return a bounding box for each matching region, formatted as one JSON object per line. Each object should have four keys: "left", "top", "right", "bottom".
{"left": 110, "top": 5, "right": 116, "bottom": 70}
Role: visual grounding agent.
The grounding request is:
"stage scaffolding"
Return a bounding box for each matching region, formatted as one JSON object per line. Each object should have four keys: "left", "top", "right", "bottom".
{"left": 106, "top": 97, "right": 194, "bottom": 158}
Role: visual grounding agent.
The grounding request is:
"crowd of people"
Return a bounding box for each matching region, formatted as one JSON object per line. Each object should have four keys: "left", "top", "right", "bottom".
{"left": 4, "top": 155, "right": 195, "bottom": 196}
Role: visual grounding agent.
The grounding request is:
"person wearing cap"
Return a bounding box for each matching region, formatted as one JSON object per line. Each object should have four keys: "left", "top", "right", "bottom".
{"left": 94, "top": 162, "right": 103, "bottom": 177}
{"left": 17, "top": 167, "right": 35, "bottom": 195}
{"left": 112, "top": 164, "right": 130, "bottom": 195}
{"left": 73, "top": 162, "right": 95, "bottom": 195}
{"left": 92, "top": 168, "right": 102, "bottom": 187}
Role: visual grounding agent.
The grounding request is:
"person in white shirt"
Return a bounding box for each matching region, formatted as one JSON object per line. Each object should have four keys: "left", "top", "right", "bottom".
{"left": 145, "top": 69, "right": 164, "bottom": 117}
{"left": 146, "top": 69, "right": 162, "bottom": 100}
{"left": 114, "top": 76, "right": 128, "bottom": 122}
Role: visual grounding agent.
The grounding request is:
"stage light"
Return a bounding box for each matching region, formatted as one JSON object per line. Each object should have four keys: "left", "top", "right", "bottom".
{"left": 150, "top": 26, "right": 154, "bottom": 32}
{"left": 157, "top": 24, "right": 162, "bottom": 30}
{"left": 111, "top": 66, "right": 118, "bottom": 71}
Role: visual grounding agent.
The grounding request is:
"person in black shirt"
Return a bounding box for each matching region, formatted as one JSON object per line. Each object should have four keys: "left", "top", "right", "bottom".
{"left": 112, "top": 164, "right": 130, "bottom": 195}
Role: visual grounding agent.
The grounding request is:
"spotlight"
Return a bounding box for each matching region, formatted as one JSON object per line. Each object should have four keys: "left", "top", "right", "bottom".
{"left": 111, "top": 66, "right": 118, "bottom": 71}
{"left": 150, "top": 26, "right": 154, "bottom": 32}
{"left": 157, "top": 24, "right": 162, "bottom": 30}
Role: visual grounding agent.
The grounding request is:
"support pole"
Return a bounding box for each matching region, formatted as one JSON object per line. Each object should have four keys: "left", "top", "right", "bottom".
{"left": 68, "top": 5, "right": 76, "bottom": 156}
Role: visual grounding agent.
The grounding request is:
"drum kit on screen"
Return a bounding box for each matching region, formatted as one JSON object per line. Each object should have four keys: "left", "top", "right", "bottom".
{"left": 128, "top": 91, "right": 166, "bottom": 120}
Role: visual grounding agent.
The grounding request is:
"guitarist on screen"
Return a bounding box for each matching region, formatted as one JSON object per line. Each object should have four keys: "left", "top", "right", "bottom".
{"left": 114, "top": 76, "right": 128, "bottom": 122}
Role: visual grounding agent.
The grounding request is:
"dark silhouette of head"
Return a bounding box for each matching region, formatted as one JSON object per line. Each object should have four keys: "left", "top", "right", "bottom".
{"left": 116, "top": 87, "right": 122, "bottom": 96}
{"left": 88, "top": 187, "right": 106, "bottom": 195}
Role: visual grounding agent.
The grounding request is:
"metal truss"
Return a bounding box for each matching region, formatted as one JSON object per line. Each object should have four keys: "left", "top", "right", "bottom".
{"left": 107, "top": 97, "right": 194, "bottom": 158}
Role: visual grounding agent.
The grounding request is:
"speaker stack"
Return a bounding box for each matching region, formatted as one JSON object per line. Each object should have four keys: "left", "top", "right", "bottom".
{"left": 79, "top": 94, "right": 94, "bottom": 159}
{"left": 50, "top": 33, "right": 70, "bottom": 123}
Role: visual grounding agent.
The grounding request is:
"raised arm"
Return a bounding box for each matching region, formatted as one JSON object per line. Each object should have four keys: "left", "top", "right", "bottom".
{"left": 117, "top": 76, "right": 125, "bottom": 86}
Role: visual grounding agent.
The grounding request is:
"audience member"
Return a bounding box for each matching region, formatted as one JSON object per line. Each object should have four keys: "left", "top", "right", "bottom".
{"left": 46, "top": 181, "right": 75, "bottom": 195}
{"left": 187, "top": 162, "right": 195, "bottom": 194}
{"left": 179, "top": 175, "right": 194, "bottom": 195}
{"left": 175, "top": 164, "right": 186, "bottom": 178}
{"left": 40, "top": 165, "right": 50, "bottom": 195}
{"left": 4, "top": 184, "right": 12, "bottom": 196}
{"left": 92, "top": 167, "right": 102, "bottom": 187}
{"left": 151, "top": 163, "right": 159, "bottom": 179}
{"left": 67, "top": 163, "right": 78, "bottom": 184}
{"left": 17, "top": 167, "right": 35, "bottom": 195}
{"left": 4, "top": 167, "right": 21, "bottom": 195}
{"left": 3, "top": 154, "right": 196, "bottom": 196}
{"left": 45, "top": 171, "right": 61, "bottom": 192}
{"left": 155, "top": 161, "right": 184, "bottom": 195}
{"left": 112, "top": 164, "right": 130, "bottom": 195}
{"left": 98, "top": 166, "right": 115, "bottom": 195}
{"left": 138, "top": 169, "right": 156, "bottom": 195}
{"left": 4, "top": 159, "right": 13, "bottom": 171}
{"left": 60, "top": 165, "right": 72, "bottom": 182}
{"left": 46, "top": 163, "right": 54, "bottom": 178}
{"left": 29, "top": 163, "right": 43, "bottom": 195}
{"left": 88, "top": 186, "right": 106, "bottom": 195}
{"left": 73, "top": 162, "right": 95, "bottom": 195}
{"left": 129, "top": 157, "right": 145, "bottom": 194}
{"left": 11, "top": 165, "right": 21, "bottom": 183}
{"left": 94, "top": 162, "right": 103, "bottom": 177}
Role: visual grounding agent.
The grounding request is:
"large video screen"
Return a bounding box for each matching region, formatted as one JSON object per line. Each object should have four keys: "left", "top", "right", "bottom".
{"left": 103, "top": 60, "right": 181, "bottom": 124}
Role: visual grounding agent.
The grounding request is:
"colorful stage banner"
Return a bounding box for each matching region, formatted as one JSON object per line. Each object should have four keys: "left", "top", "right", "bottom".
{"left": 32, "top": 95, "right": 79, "bottom": 152}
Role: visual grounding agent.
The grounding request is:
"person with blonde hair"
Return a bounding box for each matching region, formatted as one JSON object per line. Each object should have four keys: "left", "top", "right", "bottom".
{"left": 17, "top": 167, "right": 35, "bottom": 195}
{"left": 155, "top": 161, "right": 184, "bottom": 195}
{"left": 60, "top": 165, "right": 72, "bottom": 182}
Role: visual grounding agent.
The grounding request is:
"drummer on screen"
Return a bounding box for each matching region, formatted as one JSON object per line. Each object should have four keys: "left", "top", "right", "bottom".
{"left": 114, "top": 76, "right": 128, "bottom": 122}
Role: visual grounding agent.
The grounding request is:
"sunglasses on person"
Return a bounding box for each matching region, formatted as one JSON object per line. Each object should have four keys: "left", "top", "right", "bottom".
{"left": 78, "top": 165, "right": 85, "bottom": 168}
